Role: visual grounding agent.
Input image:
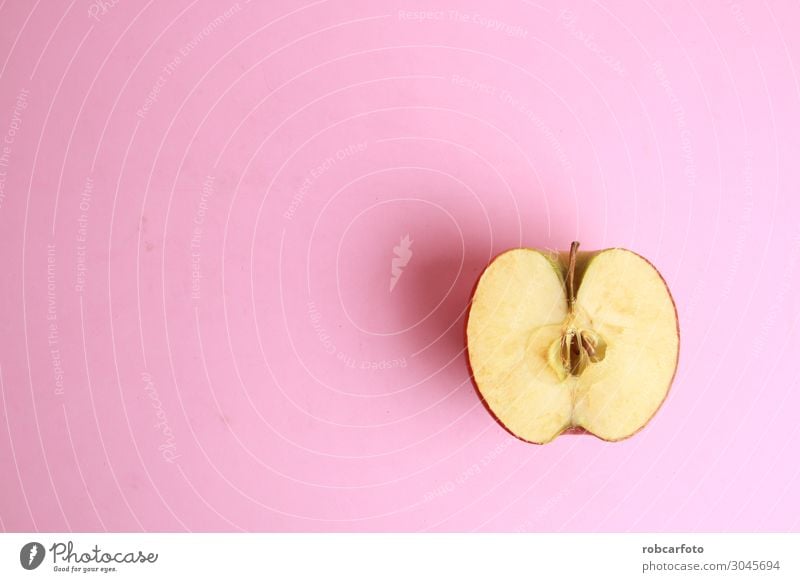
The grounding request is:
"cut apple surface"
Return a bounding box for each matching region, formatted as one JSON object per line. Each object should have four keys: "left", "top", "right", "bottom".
{"left": 466, "top": 242, "right": 679, "bottom": 443}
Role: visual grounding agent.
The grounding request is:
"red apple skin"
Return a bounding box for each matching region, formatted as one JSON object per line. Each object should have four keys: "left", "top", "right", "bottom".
{"left": 464, "top": 246, "right": 681, "bottom": 444}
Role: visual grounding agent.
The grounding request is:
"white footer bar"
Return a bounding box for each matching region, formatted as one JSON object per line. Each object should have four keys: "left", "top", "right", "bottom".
{"left": 1, "top": 533, "right": 796, "bottom": 581}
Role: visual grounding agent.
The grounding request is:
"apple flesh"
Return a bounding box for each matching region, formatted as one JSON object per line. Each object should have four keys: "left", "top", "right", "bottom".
{"left": 466, "top": 242, "right": 679, "bottom": 443}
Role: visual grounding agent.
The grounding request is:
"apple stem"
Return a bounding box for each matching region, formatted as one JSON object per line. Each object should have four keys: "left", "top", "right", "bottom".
{"left": 567, "top": 241, "right": 579, "bottom": 313}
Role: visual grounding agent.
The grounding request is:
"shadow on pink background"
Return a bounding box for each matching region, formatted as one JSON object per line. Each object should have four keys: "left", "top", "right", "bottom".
{"left": 0, "top": 0, "right": 799, "bottom": 531}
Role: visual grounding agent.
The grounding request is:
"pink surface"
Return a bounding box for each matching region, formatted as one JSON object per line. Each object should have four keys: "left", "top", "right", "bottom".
{"left": 1, "top": 0, "right": 799, "bottom": 532}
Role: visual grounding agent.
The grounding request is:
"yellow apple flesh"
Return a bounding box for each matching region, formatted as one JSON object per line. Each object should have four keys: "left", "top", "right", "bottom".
{"left": 466, "top": 243, "right": 679, "bottom": 443}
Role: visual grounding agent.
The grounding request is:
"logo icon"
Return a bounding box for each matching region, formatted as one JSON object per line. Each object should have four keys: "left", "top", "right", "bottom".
{"left": 390, "top": 234, "right": 413, "bottom": 292}
{"left": 20, "top": 542, "right": 45, "bottom": 570}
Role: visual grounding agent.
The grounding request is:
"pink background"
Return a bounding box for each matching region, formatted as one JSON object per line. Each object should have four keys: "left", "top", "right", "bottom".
{"left": 1, "top": 0, "right": 799, "bottom": 532}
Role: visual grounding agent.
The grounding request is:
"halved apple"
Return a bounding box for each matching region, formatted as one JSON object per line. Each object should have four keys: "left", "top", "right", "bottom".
{"left": 466, "top": 242, "right": 679, "bottom": 443}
